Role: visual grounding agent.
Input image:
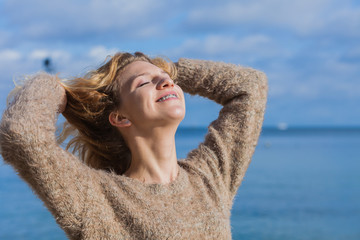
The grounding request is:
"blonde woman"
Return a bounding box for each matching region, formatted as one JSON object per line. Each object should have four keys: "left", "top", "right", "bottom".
{"left": 0, "top": 52, "right": 268, "bottom": 239}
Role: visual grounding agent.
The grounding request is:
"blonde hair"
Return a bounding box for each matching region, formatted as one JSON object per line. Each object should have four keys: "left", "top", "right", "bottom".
{"left": 58, "top": 52, "right": 177, "bottom": 174}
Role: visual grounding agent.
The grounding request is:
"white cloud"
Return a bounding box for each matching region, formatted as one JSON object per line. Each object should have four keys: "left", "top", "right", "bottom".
{"left": 170, "top": 34, "right": 277, "bottom": 62}
{"left": 0, "top": 49, "right": 22, "bottom": 62}
{"left": 3, "top": 0, "right": 169, "bottom": 41}
{"left": 29, "top": 50, "right": 52, "bottom": 60}
{"left": 186, "top": 0, "right": 360, "bottom": 37}
{"left": 29, "top": 49, "right": 71, "bottom": 61}
{"left": 88, "top": 45, "right": 119, "bottom": 62}
{"left": 268, "top": 54, "right": 360, "bottom": 100}
{"left": 324, "top": 6, "right": 360, "bottom": 37}
{"left": 202, "top": 35, "right": 271, "bottom": 54}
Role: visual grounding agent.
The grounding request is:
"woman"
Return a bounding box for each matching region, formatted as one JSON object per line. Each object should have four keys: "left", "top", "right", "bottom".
{"left": 0, "top": 52, "right": 268, "bottom": 239}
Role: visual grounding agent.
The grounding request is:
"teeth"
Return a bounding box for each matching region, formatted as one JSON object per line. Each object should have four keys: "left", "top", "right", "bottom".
{"left": 158, "top": 94, "right": 177, "bottom": 102}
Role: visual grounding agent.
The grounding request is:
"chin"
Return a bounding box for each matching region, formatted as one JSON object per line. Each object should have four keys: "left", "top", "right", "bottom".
{"left": 158, "top": 111, "right": 185, "bottom": 128}
{"left": 169, "top": 107, "right": 185, "bottom": 121}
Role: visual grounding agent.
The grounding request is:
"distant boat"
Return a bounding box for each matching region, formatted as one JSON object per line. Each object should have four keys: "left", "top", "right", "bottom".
{"left": 277, "top": 122, "right": 288, "bottom": 130}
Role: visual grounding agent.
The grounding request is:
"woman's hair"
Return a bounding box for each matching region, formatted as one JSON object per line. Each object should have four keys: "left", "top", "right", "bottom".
{"left": 57, "top": 52, "right": 177, "bottom": 174}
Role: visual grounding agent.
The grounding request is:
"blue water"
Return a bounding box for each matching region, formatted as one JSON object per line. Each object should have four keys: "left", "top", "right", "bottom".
{"left": 1, "top": 127, "right": 360, "bottom": 240}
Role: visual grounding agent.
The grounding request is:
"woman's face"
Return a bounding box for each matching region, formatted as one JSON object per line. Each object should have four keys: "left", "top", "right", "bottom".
{"left": 116, "top": 61, "right": 185, "bottom": 129}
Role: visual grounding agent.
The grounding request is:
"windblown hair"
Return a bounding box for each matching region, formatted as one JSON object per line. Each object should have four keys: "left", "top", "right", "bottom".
{"left": 57, "top": 52, "right": 177, "bottom": 174}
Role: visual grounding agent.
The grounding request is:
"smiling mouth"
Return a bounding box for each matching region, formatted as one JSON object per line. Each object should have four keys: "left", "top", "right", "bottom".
{"left": 156, "top": 94, "right": 178, "bottom": 102}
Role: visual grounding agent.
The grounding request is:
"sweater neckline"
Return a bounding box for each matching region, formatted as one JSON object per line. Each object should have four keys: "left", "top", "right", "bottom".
{"left": 117, "top": 163, "right": 188, "bottom": 195}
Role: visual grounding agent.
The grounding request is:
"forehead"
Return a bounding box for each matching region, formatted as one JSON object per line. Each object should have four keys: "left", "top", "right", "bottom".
{"left": 118, "top": 61, "right": 159, "bottom": 88}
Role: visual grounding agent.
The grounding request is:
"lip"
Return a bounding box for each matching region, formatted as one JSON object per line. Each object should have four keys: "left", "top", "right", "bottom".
{"left": 156, "top": 91, "right": 178, "bottom": 102}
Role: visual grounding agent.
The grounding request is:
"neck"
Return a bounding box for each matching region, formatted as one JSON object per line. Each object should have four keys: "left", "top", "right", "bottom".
{"left": 123, "top": 126, "right": 179, "bottom": 184}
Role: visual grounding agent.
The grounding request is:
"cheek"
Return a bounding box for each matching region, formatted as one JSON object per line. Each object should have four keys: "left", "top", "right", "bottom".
{"left": 175, "top": 85, "right": 184, "bottom": 98}
{"left": 128, "top": 92, "right": 154, "bottom": 116}
{"left": 179, "top": 89, "right": 186, "bottom": 106}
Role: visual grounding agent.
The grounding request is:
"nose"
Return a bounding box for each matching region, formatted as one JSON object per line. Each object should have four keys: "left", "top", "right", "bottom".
{"left": 156, "top": 77, "right": 174, "bottom": 90}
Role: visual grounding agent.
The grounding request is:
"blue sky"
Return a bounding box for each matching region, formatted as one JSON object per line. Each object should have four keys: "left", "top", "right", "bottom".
{"left": 0, "top": 0, "right": 359, "bottom": 127}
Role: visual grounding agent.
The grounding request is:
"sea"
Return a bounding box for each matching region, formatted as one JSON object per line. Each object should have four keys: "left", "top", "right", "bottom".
{"left": 1, "top": 126, "right": 359, "bottom": 240}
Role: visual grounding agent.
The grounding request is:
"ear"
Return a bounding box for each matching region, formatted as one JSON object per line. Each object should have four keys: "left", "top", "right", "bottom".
{"left": 109, "top": 112, "right": 132, "bottom": 128}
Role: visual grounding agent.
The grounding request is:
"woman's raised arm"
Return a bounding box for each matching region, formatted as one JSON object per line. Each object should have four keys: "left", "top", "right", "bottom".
{"left": 0, "top": 73, "right": 95, "bottom": 238}
{"left": 175, "top": 58, "right": 268, "bottom": 204}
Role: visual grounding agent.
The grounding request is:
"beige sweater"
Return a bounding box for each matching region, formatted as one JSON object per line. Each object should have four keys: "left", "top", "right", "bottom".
{"left": 0, "top": 58, "right": 268, "bottom": 240}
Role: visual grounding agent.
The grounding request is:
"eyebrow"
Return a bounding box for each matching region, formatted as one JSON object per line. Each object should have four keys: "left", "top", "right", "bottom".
{"left": 126, "top": 70, "right": 169, "bottom": 87}
{"left": 128, "top": 72, "right": 151, "bottom": 84}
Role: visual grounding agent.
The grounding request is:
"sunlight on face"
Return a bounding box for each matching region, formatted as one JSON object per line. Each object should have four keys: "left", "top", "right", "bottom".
{"left": 117, "top": 61, "right": 186, "bottom": 128}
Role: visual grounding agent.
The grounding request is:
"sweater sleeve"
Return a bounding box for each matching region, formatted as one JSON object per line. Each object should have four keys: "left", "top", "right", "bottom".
{"left": 175, "top": 58, "right": 268, "bottom": 203}
{"left": 0, "top": 73, "right": 93, "bottom": 238}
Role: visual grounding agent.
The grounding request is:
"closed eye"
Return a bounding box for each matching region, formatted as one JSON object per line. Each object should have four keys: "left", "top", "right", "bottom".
{"left": 138, "top": 82, "right": 149, "bottom": 87}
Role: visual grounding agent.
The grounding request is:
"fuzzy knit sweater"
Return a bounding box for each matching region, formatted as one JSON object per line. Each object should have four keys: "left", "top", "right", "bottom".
{"left": 0, "top": 58, "right": 268, "bottom": 240}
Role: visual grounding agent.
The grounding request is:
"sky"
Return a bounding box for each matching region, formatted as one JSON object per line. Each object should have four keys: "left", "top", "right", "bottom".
{"left": 0, "top": 0, "right": 359, "bottom": 127}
